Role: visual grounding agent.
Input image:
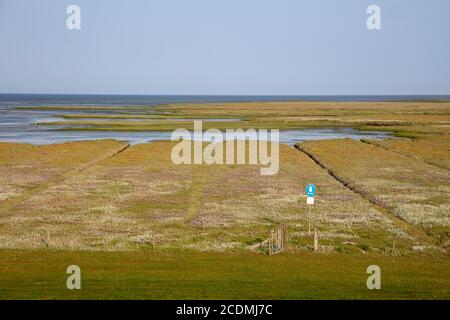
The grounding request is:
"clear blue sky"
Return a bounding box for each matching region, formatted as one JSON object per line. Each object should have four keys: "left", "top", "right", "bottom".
{"left": 0, "top": 0, "right": 449, "bottom": 95}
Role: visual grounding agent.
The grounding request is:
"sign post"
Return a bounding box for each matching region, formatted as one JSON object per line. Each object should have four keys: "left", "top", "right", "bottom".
{"left": 305, "top": 183, "right": 316, "bottom": 237}
{"left": 308, "top": 204, "right": 311, "bottom": 236}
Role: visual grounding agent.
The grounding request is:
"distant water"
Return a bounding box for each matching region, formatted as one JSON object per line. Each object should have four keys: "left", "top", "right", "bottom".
{"left": 2, "top": 93, "right": 445, "bottom": 145}
{"left": 1, "top": 93, "right": 450, "bottom": 107}
{"left": 0, "top": 128, "right": 390, "bottom": 146}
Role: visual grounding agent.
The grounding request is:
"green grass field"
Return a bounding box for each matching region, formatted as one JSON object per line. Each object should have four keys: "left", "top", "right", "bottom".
{"left": 1, "top": 250, "right": 449, "bottom": 299}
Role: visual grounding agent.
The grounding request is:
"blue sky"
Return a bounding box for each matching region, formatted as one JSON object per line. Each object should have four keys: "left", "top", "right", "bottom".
{"left": 0, "top": 0, "right": 449, "bottom": 95}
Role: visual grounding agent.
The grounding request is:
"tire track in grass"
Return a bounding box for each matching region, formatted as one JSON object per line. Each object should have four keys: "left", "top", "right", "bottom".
{"left": 0, "top": 143, "right": 130, "bottom": 217}
{"left": 293, "top": 144, "right": 437, "bottom": 247}
{"left": 185, "top": 167, "right": 210, "bottom": 224}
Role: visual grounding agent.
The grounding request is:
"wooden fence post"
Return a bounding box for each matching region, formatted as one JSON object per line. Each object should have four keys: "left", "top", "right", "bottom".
{"left": 314, "top": 229, "right": 319, "bottom": 252}
{"left": 268, "top": 230, "right": 273, "bottom": 256}
{"left": 267, "top": 225, "right": 288, "bottom": 256}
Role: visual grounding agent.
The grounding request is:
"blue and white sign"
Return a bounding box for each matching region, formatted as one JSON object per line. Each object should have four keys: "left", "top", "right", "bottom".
{"left": 305, "top": 184, "right": 316, "bottom": 197}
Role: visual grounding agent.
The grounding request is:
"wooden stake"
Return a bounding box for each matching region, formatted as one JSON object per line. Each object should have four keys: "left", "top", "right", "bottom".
{"left": 313, "top": 229, "right": 319, "bottom": 252}
{"left": 267, "top": 225, "right": 288, "bottom": 255}
{"left": 277, "top": 226, "right": 281, "bottom": 251}
{"left": 41, "top": 230, "right": 50, "bottom": 248}
{"left": 269, "top": 230, "right": 273, "bottom": 256}
{"left": 392, "top": 236, "right": 396, "bottom": 256}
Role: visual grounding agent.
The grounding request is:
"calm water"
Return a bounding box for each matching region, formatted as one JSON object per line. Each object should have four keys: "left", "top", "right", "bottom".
{"left": 3, "top": 93, "right": 445, "bottom": 145}
{"left": 0, "top": 127, "right": 390, "bottom": 146}
{"left": 2, "top": 94, "right": 450, "bottom": 106}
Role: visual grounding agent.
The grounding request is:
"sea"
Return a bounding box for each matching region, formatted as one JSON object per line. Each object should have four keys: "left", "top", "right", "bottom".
{"left": 0, "top": 94, "right": 448, "bottom": 145}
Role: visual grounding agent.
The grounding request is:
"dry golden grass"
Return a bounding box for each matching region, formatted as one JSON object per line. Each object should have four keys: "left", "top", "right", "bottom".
{"left": 32, "top": 101, "right": 450, "bottom": 135}
{"left": 2, "top": 101, "right": 449, "bottom": 255}
{"left": 363, "top": 135, "right": 450, "bottom": 170}
{"left": 0, "top": 141, "right": 417, "bottom": 254}
{"left": 0, "top": 140, "right": 128, "bottom": 203}
{"left": 161, "top": 101, "right": 450, "bottom": 115}
{"left": 298, "top": 139, "right": 450, "bottom": 249}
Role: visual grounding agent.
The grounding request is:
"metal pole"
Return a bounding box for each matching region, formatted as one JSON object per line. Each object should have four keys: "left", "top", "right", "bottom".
{"left": 313, "top": 205, "right": 316, "bottom": 229}
{"left": 308, "top": 204, "right": 311, "bottom": 236}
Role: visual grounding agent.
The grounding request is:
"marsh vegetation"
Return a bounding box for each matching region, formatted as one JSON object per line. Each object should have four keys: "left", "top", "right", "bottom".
{"left": 0, "top": 100, "right": 449, "bottom": 299}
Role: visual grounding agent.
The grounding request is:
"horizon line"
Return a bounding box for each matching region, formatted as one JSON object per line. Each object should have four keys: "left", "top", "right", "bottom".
{"left": 1, "top": 93, "right": 450, "bottom": 97}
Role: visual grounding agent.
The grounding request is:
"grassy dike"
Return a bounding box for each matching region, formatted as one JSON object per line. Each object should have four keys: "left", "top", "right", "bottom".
{"left": 1, "top": 250, "right": 449, "bottom": 299}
